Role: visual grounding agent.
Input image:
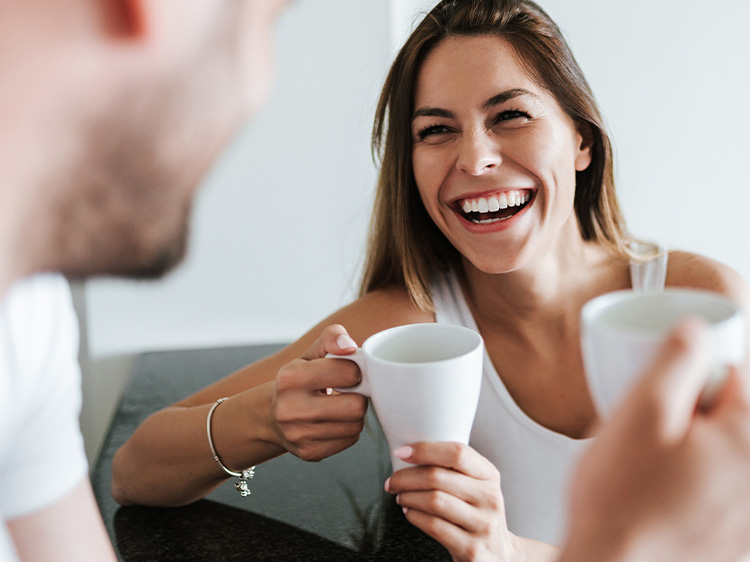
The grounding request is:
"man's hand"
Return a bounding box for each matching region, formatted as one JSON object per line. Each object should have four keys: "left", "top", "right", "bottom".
{"left": 561, "top": 319, "right": 750, "bottom": 562}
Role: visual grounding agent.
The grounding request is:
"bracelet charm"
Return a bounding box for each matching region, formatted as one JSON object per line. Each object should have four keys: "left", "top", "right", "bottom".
{"left": 234, "top": 467, "right": 255, "bottom": 497}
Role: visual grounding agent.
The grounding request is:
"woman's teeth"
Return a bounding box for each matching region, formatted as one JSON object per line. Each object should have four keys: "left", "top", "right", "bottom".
{"left": 459, "top": 190, "right": 532, "bottom": 223}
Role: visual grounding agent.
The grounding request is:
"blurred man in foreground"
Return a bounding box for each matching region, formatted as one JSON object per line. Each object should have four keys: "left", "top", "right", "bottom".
{"left": 0, "top": 1, "right": 289, "bottom": 559}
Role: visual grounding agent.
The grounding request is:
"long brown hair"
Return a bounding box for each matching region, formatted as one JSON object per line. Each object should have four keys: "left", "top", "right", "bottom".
{"left": 361, "top": 0, "right": 628, "bottom": 310}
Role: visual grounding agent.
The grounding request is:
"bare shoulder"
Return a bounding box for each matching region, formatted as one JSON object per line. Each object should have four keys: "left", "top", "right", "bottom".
{"left": 325, "top": 286, "right": 435, "bottom": 344}
{"left": 249, "top": 285, "right": 432, "bottom": 375}
{"left": 174, "top": 286, "right": 433, "bottom": 405}
{"left": 666, "top": 250, "right": 750, "bottom": 308}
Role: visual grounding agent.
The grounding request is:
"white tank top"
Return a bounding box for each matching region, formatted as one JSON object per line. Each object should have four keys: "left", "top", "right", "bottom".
{"left": 430, "top": 247, "right": 667, "bottom": 545}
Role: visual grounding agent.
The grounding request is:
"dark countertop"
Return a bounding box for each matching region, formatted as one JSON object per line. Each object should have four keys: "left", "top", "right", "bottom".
{"left": 92, "top": 344, "right": 451, "bottom": 561}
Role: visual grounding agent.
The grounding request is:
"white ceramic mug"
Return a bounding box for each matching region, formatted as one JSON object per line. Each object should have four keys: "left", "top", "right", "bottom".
{"left": 580, "top": 288, "right": 747, "bottom": 417}
{"left": 328, "top": 323, "right": 484, "bottom": 472}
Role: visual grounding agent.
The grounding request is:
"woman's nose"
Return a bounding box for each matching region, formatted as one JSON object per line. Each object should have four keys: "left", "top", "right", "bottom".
{"left": 456, "top": 130, "right": 501, "bottom": 175}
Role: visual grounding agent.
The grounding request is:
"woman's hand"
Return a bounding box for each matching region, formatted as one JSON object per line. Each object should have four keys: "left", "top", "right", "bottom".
{"left": 270, "top": 324, "right": 369, "bottom": 461}
{"left": 384, "top": 442, "right": 517, "bottom": 562}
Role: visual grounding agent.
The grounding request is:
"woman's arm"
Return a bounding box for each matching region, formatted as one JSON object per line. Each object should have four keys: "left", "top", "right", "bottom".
{"left": 666, "top": 250, "right": 750, "bottom": 308}
{"left": 111, "top": 288, "right": 431, "bottom": 507}
{"left": 666, "top": 250, "right": 750, "bottom": 367}
{"left": 111, "top": 325, "right": 361, "bottom": 507}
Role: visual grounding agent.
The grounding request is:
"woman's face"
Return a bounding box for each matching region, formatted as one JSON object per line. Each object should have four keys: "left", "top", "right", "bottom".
{"left": 411, "top": 35, "right": 592, "bottom": 274}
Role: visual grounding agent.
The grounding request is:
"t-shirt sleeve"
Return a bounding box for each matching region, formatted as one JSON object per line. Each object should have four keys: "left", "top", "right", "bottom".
{"left": 0, "top": 274, "right": 88, "bottom": 519}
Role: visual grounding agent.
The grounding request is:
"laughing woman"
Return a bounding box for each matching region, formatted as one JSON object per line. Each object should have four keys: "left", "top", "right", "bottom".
{"left": 111, "top": 0, "right": 749, "bottom": 559}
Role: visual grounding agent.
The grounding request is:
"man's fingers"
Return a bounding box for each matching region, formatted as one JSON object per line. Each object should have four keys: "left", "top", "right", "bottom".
{"left": 705, "top": 367, "right": 750, "bottom": 413}
{"left": 618, "top": 318, "right": 711, "bottom": 442}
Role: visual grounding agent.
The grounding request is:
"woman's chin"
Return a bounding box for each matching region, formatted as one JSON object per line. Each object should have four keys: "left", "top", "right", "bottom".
{"left": 461, "top": 254, "right": 528, "bottom": 276}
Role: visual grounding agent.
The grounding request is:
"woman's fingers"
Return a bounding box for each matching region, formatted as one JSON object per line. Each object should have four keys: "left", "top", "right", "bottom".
{"left": 274, "top": 324, "right": 367, "bottom": 424}
{"left": 276, "top": 354, "right": 361, "bottom": 393}
{"left": 274, "top": 410, "right": 366, "bottom": 461}
{"left": 387, "top": 443, "right": 503, "bottom": 519}
{"left": 400, "top": 506, "right": 473, "bottom": 559}
{"left": 393, "top": 442, "right": 499, "bottom": 482}
{"left": 299, "top": 324, "right": 357, "bottom": 361}
{"left": 274, "top": 388, "right": 367, "bottom": 444}
{"left": 388, "top": 450, "right": 512, "bottom": 562}
{"left": 270, "top": 325, "right": 369, "bottom": 460}
{"left": 391, "top": 466, "right": 504, "bottom": 531}
{"left": 281, "top": 417, "right": 366, "bottom": 441}
{"left": 275, "top": 388, "right": 367, "bottom": 423}
{"left": 397, "top": 488, "right": 493, "bottom": 533}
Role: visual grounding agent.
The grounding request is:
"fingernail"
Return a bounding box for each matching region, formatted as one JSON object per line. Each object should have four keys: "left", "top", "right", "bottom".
{"left": 393, "top": 445, "right": 413, "bottom": 459}
{"left": 384, "top": 477, "right": 391, "bottom": 493}
{"left": 402, "top": 507, "right": 409, "bottom": 515}
{"left": 395, "top": 494, "right": 401, "bottom": 505}
{"left": 336, "top": 335, "right": 357, "bottom": 350}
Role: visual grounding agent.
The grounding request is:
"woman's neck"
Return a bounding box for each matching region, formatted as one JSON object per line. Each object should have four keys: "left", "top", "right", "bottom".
{"left": 459, "top": 233, "right": 629, "bottom": 333}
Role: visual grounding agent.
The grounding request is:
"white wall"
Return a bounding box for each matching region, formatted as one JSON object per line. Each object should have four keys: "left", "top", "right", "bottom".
{"left": 541, "top": 0, "right": 750, "bottom": 279}
{"left": 84, "top": 0, "right": 750, "bottom": 359}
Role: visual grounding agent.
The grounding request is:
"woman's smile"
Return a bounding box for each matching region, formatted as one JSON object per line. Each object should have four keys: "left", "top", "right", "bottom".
{"left": 454, "top": 189, "right": 535, "bottom": 225}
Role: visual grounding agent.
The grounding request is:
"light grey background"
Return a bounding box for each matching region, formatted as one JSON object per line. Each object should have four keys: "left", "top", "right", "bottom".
{"left": 79, "top": 0, "right": 750, "bottom": 463}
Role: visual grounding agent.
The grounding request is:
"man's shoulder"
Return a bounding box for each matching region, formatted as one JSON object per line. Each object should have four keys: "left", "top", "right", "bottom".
{"left": 1, "top": 273, "right": 77, "bottom": 365}
{"left": 1, "top": 273, "right": 72, "bottom": 319}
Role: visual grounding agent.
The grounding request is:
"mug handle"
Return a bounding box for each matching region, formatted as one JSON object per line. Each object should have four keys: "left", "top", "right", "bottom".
{"left": 325, "top": 349, "right": 371, "bottom": 397}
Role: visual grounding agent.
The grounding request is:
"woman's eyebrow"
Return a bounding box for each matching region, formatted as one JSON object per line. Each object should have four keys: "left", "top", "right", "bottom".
{"left": 412, "top": 88, "right": 539, "bottom": 121}
{"left": 482, "top": 88, "right": 537, "bottom": 110}
{"left": 412, "top": 107, "right": 454, "bottom": 121}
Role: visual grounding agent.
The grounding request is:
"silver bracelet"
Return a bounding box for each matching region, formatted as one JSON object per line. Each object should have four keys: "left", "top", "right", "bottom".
{"left": 206, "top": 397, "right": 256, "bottom": 497}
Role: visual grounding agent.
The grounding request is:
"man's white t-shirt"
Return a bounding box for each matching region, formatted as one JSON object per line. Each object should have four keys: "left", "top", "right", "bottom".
{"left": 0, "top": 274, "right": 88, "bottom": 561}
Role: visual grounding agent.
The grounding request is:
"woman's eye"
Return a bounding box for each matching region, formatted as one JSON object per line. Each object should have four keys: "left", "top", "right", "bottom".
{"left": 416, "top": 124, "right": 452, "bottom": 142}
{"left": 494, "top": 109, "right": 531, "bottom": 124}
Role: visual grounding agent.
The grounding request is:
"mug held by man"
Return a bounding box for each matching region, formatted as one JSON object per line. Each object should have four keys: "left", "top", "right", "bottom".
{"left": 581, "top": 288, "right": 748, "bottom": 416}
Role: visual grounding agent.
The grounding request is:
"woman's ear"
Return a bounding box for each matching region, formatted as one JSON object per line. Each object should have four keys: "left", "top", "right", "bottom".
{"left": 574, "top": 120, "right": 594, "bottom": 172}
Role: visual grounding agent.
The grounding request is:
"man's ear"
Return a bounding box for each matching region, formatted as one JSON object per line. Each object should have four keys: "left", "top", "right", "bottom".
{"left": 97, "top": 0, "right": 149, "bottom": 39}
{"left": 100, "top": 1, "right": 222, "bottom": 51}
{"left": 574, "top": 120, "right": 595, "bottom": 172}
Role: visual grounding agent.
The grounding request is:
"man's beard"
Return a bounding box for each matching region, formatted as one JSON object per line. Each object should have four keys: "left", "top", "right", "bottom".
{"left": 94, "top": 200, "right": 193, "bottom": 281}
{"left": 45, "top": 79, "right": 203, "bottom": 282}
{"left": 33, "top": 5, "right": 245, "bottom": 283}
{"left": 122, "top": 217, "right": 190, "bottom": 280}
{"left": 53, "top": 190, "right": 195, "bottom": 282}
